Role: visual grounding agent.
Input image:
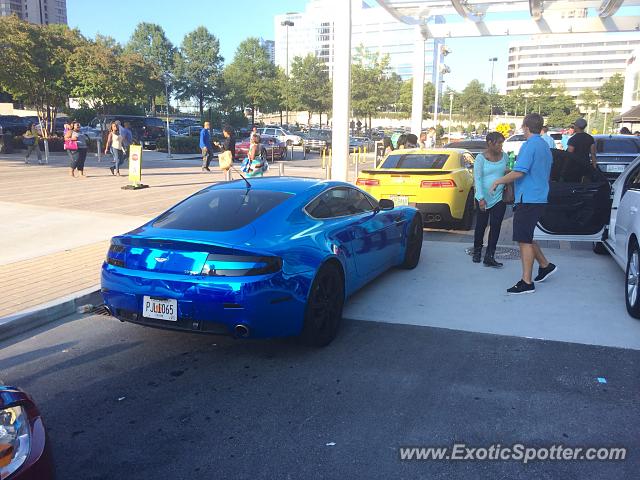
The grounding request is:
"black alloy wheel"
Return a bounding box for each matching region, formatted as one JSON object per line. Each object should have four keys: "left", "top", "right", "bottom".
{"left": 400, "top": 215, "right": 423, "bottom": 269}
{"left": 300, "top": 263, "right": 345, "bottom": 347}
{"left": 459, "top": 191, "right": 474, "bottom": 230}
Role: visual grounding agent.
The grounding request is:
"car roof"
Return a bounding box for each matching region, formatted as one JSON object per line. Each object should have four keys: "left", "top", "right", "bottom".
{"left": 209, "top": 176, "right": 338, "bottom": 194}
{"left": 388, "top": 148, "right": 461, "bottom": 155}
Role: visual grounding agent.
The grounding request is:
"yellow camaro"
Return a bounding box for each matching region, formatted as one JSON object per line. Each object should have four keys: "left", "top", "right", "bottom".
{"left": 356, "top": 148, "right": 476, "bottom": 229}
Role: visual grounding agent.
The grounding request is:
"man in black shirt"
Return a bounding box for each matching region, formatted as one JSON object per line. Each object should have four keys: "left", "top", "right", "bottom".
{"left": 567, "top": 118, "right": 597, "bottom": 170}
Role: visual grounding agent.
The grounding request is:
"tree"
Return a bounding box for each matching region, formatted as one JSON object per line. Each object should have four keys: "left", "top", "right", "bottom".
{"left": 125, "top": 22, "right": 176, "bottom": 113}
{"left": 0, "top": 17, "right": 81, "bottom": 134}
{"left": 67, "top": 38, "right": 157, "bottom": 115}
{"left": 173, "top": 27, "right": 223, "bottom": 117}
{"left": 600, "top": 73, "right": 624, "bottom": 109}
{"left": 351, "top": 46, "right": 395, "bottom": 128}
{"left": 289, "top": 54, "right": 331, "bottom": 125}
{"left": 397, "top": 79, "right": 435, "bottom": 117}
{"left": 579, "top": 88, "right": 599, "bottom": 115}
{"left": 529, "top": 79, "right": 554, "bottom": 115}
{"left": 457, "top": 80, "right": 488, "bottom": 121}
{"left": 223, "top": 37, "right": 277, "bottom": 125}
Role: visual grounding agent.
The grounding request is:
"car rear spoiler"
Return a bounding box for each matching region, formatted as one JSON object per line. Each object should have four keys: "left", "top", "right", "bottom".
{"left": 360, "top": 169, "right": 453, "bottom": 175}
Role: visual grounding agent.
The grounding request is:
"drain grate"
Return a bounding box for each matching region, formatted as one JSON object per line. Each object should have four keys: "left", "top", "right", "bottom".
{"left": 91, "top": 304, "right": 111, "bottom": 316}
{"left": 465, "top": 246, "right": 521, "bottom": 260}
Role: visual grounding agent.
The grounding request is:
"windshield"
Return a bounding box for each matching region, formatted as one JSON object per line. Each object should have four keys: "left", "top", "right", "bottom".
{"left": 380, "top": 153, "right": 450, "bottom": 169}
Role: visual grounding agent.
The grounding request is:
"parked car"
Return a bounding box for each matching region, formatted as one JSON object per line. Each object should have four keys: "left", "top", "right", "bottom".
{"left": 592, "top": 134, "right": 640, "bottom": 183}
{"left": 258, "top": 127, "right": 302, "bottom": 146}
{"left": 444, "top": 139, "right": 487, "bottom": 158}
{"left": 101, "top": 177, "right": 423, "bottom": 346}
{"left": 356, "top": 148, "right": 476, "bottom": 229}
{"left": 0, "top": 384, "right": 54, "bottom": 479}
{"left": 503, "top": 133, "right": 527, "bottom": 156}
{"left": 78, "top": 126, "right": 102, "bottom": 140}
{"left": 0, "top": 115, "right": 28, "bottom": 136}
{"left": 349, "top": 137, "right": 373, "bottom": 153}
{"left": 235, "top": 135, "right": 287, "bottom": 161}
{"left": 534, "top": 153, "right": 640, "bottom": 318}
{"left": 89, "top": 115, "right": 166, "bottom": 149}
{"left": 303, "top": 129, "right": 331, "bottom": 153}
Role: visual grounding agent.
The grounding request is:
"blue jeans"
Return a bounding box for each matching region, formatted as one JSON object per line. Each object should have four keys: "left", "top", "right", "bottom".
{"left": 111, "top": 147, "right": 124, "bottom": 171}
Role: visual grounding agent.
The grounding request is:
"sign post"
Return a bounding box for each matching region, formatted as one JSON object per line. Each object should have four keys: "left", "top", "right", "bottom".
{"left": 122, "top": 145, "right": 148, "bottom": 190}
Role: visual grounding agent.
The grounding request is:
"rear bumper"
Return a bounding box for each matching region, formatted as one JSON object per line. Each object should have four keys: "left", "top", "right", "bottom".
{"left": 101, "top": 263, "right": 313, "bottom": 338}
{"left": 414, "top": 203, "right": 457, "bottom": 223}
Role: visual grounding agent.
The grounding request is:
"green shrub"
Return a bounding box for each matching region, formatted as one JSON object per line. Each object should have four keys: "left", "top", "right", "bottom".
{"left": 156, "top": 136, "right": 201, "bottom": 154}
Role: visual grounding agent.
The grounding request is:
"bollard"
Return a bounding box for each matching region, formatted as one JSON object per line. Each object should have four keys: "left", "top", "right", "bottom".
{"left": 224, "top": 169, "right": 231, "bottom": 181}
{"left": 96, "top": 138, "right": 102, "bottom": 162}
{"left": 290, "top": 144, "right": 294, "bottom": 160}
{"left": 302, "top": 141, "right": 307, "bottom": 160}
{"left": 327, "top": 148, "right": 332, "bottom": 180}
{"left": 43, "top": 139, "right": 49, "bottom": 164}
{"left": 321, "top": 147, "right": 326, "bottom": 170}
{"left": 278, "top": 162, "right": 284, "bottom": 176}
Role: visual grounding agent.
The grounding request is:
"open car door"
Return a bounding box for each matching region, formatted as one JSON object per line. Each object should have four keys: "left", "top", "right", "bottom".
{"left": 534, "top": 149, "right": 611, "bottom": 242}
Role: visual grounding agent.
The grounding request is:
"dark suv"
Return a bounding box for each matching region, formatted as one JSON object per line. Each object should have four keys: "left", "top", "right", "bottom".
{"left": 0, "top": 115, "right": 28, "bottom": 136}
{"left": 594, "top": 134, "right": 640, "bottom": 182}
{"left": 90, "top": 115, "right": 166, "bottom": 149}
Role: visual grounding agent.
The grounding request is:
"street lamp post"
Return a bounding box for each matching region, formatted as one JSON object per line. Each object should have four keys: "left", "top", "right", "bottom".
{"left": 281, "top": 20, "right": 295, "bottom": 127}
{"left": 164, "top": 77, "right": 172, "bottom": 159}
{"left": 433, "top": 44, "right": 450, "bottom": 127}
{"left": 448, "top": 92, "right": 454, "bottom": 140}
{"left": 487, "top": 57, "right": 497, "bottom": 131}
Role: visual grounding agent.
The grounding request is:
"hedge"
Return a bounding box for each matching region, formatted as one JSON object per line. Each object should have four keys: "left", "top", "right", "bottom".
{"left": 156, "top": 136, "right": 202, "bottom": 154}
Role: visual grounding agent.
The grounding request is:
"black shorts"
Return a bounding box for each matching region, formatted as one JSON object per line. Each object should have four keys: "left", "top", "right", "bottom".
{"left": 512, "top": 203, "right": 546, "bottom": 244}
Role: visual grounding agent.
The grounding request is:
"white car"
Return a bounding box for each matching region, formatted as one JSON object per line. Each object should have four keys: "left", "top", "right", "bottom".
{"left": 259, "top": 127, "right": 302, "bottom": 146}
{"left": 534, "top": 154, "right": 640, "bottom": 318}
{"left": 503, "top": 134, "right": 527, "bottom": 155}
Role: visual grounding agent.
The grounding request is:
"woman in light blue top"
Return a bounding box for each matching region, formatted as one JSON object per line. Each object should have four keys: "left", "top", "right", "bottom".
{"left": 472, "top": 131, "right": 508, "bottom": 267}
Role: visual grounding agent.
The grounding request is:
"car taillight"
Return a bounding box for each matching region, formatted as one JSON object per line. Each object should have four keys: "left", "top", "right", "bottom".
{"left": 421, "top": 179, "right": 457, "bottom": 188}
{"left": 201, "top": 255, "right": 282, "bottom": 277}
{"left": 106, "top": 243, "right": 126, "bottom": 267}
{"left": 356, "top": 178, "right": 380, "bottom": 186}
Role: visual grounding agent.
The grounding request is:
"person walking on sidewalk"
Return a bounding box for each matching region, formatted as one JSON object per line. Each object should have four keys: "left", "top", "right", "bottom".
{"left": 23, "top": 123, "right": 42, "bottom": 164}
{"left": 472, "top": 131, "right": 508, "bottom": 267}
{"left": 105, "top": 122, "right": 125, "bottom": 175}
{"left": 200, "top": 121, "right": 213, "bottom": 172}
{"left": 490, "top": 113, "right": 557, "bottom": 295}
{"left": 72, "top": 122, "right": 90, "bottom": 177}
{"left": 64, "top": 121, "right": 80, "bottom": 177}
{"left": 120, "top": 121, "right": 133, "bottom": 160}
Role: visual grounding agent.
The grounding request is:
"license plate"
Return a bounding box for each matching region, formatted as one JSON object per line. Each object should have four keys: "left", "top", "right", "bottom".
{"left": 606, "top": 164, "right": 625, "bottom": 173}
{"left": 143, "top": 296, "right": 177, "bottom": 321}
{"left": 389, "top": 195, "right": 409, "bottom": 206}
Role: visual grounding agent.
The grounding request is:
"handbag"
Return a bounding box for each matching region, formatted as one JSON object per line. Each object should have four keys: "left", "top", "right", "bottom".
{"left": 64, "top": 138, "right": 78, "bottom": 151}
{"left": 502, "top": 183, "right": 515, "bottom": 204}
{"left": 218, "top": 150, "right": 233, "bottom": 171}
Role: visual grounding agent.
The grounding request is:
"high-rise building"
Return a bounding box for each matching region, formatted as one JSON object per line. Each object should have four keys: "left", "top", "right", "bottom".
{"left": 274, "top": 1, "right": 442, "bottom": 84}
{"left": 260, "top": 39, "right": 276, "bottom": 64}
{"left": 507, "top": 32, "right": 640, "bottom": 100}
{"left": 0, "top": 0, "right": 67, "bottom": 25}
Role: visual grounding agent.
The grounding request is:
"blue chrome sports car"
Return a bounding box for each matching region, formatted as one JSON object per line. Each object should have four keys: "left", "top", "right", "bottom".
{"left": 101, "top": 177, "right": 423, "bottom": 346}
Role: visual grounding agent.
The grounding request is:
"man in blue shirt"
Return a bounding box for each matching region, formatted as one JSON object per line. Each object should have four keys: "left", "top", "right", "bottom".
{"left": 540, "top": 126, "right": 555, "bottom": 149}
{"left": 491, "top": 113, "right": 557, "bottom": 295}
{"left": 200, "top": 121, "right": 213, "bottom": 172}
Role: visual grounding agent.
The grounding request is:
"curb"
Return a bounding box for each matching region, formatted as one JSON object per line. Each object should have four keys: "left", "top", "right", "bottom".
{"left": 0, "top": 286, "right": 102, "bottom": 342}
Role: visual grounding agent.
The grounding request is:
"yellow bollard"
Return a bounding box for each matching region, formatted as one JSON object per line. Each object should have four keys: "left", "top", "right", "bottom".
{"left": 322, "top": 147, "right": 326, "bottom": 169}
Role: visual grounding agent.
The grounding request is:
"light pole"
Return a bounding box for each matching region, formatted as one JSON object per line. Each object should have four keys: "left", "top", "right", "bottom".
{"left": 487, "top": 57, "right": 497, "bottom": 131}
{"left": 163, "top": 75, "right": 172, "bottom": 159}
{"left": 281, "top": 20, "right": 294, "bottom": 127}
{"left": 448, "top": 92, "right": 454, "bottom": 140}
{"left": 433, "top": 44, "right": 450, "bottom": 127}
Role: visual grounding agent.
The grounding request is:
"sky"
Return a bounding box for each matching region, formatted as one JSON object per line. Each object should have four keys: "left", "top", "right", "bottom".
{"left": 66, "top": 0, "right": 534, "bottom": 93}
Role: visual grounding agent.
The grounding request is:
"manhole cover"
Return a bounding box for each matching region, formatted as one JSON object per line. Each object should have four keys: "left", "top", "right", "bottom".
{"left": 465, "top": 247, "right": 521, "bottom": 260}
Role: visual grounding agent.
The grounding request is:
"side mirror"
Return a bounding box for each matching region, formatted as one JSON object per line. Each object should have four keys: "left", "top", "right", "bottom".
{"left": 379, "top": 198, "right": 394, "bottom": 210}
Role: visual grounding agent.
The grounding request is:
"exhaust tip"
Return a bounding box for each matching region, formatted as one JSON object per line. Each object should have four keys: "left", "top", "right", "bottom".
{"left": 234, "top": 324, "right": 250, "bottom": 338}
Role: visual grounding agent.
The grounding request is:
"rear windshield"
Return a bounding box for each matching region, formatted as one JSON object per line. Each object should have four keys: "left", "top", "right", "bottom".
{"left": 380, "top": 153, "right": 450, "bottom": 169}
{"left": 152, "top": 189, "right": 292, "bottom": 231}
{"left": 597, "top": 139, "right": 640, "bottom": 154}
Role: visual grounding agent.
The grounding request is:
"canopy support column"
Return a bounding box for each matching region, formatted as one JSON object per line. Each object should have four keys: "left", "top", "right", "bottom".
{"left": 411, "top": 26, "right": 426, "bottom": 136}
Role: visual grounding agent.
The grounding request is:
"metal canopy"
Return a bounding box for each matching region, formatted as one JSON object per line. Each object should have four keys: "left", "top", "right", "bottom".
{"left": 374, "top": 0, "right": 640, "bottom": 37}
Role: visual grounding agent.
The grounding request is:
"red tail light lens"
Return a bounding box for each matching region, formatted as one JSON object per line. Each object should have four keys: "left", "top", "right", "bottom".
{"left": 421, "top": 179, "right": 457, "bottom": 188}
{"left": 356, "top": 178, "right": 380, "bottom": 186}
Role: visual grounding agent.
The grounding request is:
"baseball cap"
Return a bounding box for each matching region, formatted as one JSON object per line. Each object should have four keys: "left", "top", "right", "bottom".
{"left": 574, "top": 118, "right": 587, "bottom": 129}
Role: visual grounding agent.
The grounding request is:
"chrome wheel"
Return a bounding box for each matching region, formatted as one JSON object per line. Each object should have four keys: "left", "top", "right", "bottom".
{"left": 627, "top": 250, "right": 639, "bottom": 306}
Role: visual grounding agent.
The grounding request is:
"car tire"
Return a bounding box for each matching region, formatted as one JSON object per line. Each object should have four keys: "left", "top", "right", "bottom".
{"left": 458, "top": 191, "right": 474, "bottom": 230}
{"left": 299, "top": 262, "right": 345, "bottom": 347}
{"left": 593, "top": 242, "right": 609, "bottom": 255}
{"left": 626, "top": 241, "right": 640, "bottom": 319}
{"left": 400, "top": 215, "right": 423, "bottom": 269}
